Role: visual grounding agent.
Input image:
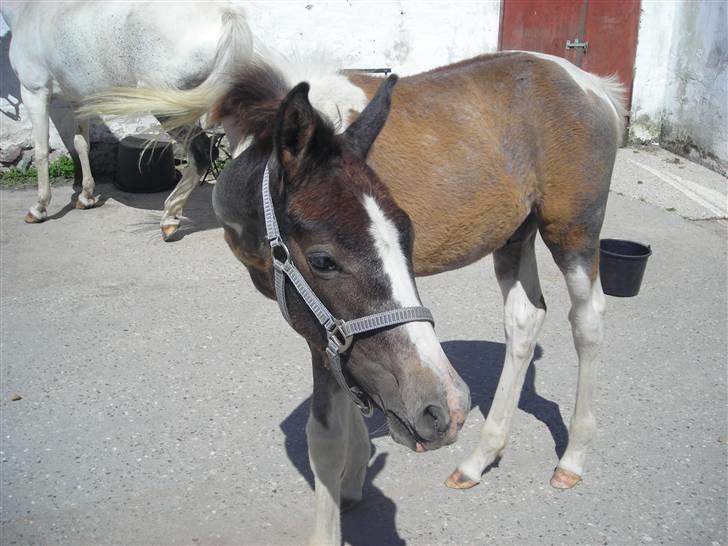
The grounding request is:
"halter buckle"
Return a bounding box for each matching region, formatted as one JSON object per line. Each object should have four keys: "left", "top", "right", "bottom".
{"left": 326, "top": 319, "right": 353, "bottom": 354}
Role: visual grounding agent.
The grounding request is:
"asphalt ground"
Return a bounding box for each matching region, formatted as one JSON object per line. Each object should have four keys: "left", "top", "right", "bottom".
{"left": 1, "top": 147, "right": 726, "bottom": 545}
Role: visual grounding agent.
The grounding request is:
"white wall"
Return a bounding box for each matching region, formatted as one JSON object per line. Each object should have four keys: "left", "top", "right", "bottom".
{"left": 242, "top": 1, "right": 500, "bottom": 76}
{"left": 630, "top": 0, "right": 727, "bottom": 176}
{"left": 4, "top": 0, "right": 724, "bottom": 176}
{"left": 0, "top": 0, "right": 501, "bottom": 153}
{"left": 629, "top": 1, "right": 677, "bottom": 143}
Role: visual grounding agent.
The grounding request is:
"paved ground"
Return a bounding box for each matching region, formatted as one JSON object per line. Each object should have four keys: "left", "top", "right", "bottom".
{"left": 1, "top": 147, "right": 726, "bottom": 545}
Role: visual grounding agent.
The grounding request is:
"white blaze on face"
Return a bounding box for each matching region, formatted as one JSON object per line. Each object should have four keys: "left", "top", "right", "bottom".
{"left": 362, "top": 195, "right": 447, "bottom": 373}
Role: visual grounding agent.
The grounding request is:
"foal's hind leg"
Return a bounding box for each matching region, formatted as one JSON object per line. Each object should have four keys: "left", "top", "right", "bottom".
{"left": 73, "top": 118, "right": 98, "bottom": 209}
{"left": 21, "top": 85, "right": 51, "bottom": 223}
{"left": 448, "top": 217, "right": 546, "bottom": 488}
{"left": 158, "top": 124, "right": 212, "bottom": 241}
{"left": 549, "top": 251, "right": 606, "bottom": 489}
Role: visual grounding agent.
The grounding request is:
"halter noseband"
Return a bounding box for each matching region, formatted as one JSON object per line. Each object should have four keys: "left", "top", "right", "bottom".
{"left": 262, "top": 161, "right": 435, "bottom": 416}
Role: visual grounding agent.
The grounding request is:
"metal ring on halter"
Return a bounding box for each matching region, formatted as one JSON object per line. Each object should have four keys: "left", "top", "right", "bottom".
{"left": 326, "top": 319, "right": 354, "bottom": 354}
{"left": 270, "top": 238, "right": 290, "bottom": 269}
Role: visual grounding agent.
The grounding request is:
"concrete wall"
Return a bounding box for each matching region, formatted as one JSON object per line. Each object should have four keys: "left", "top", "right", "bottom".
{"left": 630, "top": 0, "right": 727, "bottom": 176}
{"left": 0, "top": 0, "right": 500, "bottom": 156}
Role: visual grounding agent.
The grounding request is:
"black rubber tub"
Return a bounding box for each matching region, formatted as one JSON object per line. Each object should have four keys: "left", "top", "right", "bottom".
{"left": 599, "top": 239, "right": 652, "bottom": 297}
{"left": 115, "top": 134, "right": 178, "bottom": 193}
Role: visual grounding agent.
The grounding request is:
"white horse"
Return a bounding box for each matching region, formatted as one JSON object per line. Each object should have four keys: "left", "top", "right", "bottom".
{"left": 1, "top": 0, "right": 252, "bottom": 239}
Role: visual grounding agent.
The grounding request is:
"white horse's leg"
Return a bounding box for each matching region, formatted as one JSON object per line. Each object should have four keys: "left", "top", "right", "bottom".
{"left": 73, "top": 118, "right": 97, "bottom": 209}
{"left": 447, "top": 220, "right": 546, "bottom": 488}
{"left": 550, "top": 265, "right": 605, "bottom": 489}
{"left": 159, "top": 125, "right": 212, "bottom": 241}
{"left": 307, "top": 353, "right": 369, "bottom": 545}
{"left": 21, "top": 85, "right": 51, "bottom": 223}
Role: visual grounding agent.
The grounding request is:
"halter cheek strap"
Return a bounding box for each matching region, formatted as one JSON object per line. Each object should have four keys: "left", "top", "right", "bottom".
{"left": 261, "top": 161, "right": 434, "bottom": 416}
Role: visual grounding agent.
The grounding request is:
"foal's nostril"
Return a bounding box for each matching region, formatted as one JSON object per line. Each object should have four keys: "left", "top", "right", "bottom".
{"left": 416, "top": 404, "right": 451, "bottom": 442}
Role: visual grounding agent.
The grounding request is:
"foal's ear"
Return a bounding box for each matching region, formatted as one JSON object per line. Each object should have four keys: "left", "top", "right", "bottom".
{"left": 274, "top": 82, "right": 335, "bottom": 178}
{"left": 345, "top": 74, "right": 398, "bottom": 159}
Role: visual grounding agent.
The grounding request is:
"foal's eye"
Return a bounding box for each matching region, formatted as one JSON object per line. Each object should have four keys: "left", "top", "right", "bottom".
{"left": 307, "top": 252, "right": 340, "bottom": 273}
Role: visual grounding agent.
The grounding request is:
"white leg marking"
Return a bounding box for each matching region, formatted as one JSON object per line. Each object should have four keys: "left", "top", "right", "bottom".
{"left": 557, "top": 266, "right": 605, "bottom": 478}
{"left": 458, "top": 235, "right": 546, "bottom": 481}
{"left": 73, "top": 119, "right": 97, "bottom": 207}
{"left": 307, "top": 389, "right": 366, "bottom": 546}
{"left": 21, "top": 85, "right": 51, "bottom": 220}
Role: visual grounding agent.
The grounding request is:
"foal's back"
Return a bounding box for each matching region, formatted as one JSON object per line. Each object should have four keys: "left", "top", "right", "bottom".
{"left": 350, "top": 52, "right": 624, "bottom": 275}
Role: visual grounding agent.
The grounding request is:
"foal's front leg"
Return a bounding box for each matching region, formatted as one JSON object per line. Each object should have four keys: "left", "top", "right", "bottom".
{"left": 307, "top": 349, "right": 370, "bottom": 545}
{"left": 448, "top": 222, "right": 546, "bottom": 488}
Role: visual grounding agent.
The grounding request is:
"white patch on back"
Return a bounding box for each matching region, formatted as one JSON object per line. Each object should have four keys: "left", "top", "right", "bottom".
{"left": 521, "top": 51, "right": 622, "bottom": 121}
{"left": 270, "top": 53, "right": 367, "bottom": 133}
{"left": 306, "top": 75, "right": 366, "bottom": 133}
{"left": 362, "top": 195, "right": 446, "bottom": 373}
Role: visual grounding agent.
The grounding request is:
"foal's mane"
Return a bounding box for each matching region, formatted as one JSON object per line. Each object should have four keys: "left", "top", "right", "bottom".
{"left": 211, "top": 62, "right": 289, "bottom": 149}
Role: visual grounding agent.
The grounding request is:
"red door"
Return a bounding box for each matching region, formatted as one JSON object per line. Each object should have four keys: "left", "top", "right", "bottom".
{"left": 499, "top": 0, "right": 640, "bottom": 109}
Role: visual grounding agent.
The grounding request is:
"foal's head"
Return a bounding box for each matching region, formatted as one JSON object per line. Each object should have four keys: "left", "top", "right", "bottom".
{"left": 219, "top": 75, "right": 470, "bottom": 451}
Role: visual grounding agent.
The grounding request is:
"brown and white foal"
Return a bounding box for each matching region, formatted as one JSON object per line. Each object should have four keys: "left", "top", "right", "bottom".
{"left": 211, "top": 70, "right": 470, "bottom": 544}
{"left": 82, "top": 49, "right": 625, "bottom": 540}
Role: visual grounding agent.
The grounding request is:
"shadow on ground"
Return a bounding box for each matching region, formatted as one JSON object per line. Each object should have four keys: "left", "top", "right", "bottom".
{"left": 443, "top": 340, "right": 569, "bottom": 459}
{"left": 279, "top": 339, "right": 567, "bottom": 546}
{"left": 38, "top": 178, "right": 220, "bottom": 240}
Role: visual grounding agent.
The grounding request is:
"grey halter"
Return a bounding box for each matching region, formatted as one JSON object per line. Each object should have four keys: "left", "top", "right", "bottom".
{"left": 262, "top": 162, "right": 435, "bottom": 416}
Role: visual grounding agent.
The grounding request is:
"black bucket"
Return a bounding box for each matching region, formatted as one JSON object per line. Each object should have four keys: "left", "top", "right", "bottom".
{"left": 599, "top": 239, "right": 652, "bottom": 297}
{"left": 115, "top": 134, "right": 178, "bottom": 193}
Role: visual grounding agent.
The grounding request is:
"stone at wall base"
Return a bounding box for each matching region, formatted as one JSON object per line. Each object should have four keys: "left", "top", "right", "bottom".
{"left": 0, "top": 145, "right": 22, "bottom": 165}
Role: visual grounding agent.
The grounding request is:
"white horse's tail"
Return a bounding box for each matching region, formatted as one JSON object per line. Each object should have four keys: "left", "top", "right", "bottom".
{"left": 596, "top": 73, "right": 628, "bottom": 143}
{"left": 78, "top": 6, "right": 252, "bottom": 131}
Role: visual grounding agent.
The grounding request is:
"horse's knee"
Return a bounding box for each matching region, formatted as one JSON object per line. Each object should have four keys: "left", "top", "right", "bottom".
{"left": 479, "top": 421, "right": 509, "bottom": 453}
{"left": 73, "top": 133, "right": 89, "bottom": 155}
{"left": 504, "top": 294, "right": 546, "bottom": 361}
{"left": 569, "top": 307, "right": 603, "bottom": 349}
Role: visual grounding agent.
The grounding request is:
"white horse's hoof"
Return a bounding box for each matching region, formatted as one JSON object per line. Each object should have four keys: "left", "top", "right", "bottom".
{"left": 24, "top": 209, "right": 46, "bottom": 223}
{"left": 161, "top": 223, "right": 180, "bottom": 241}
{"left": 445, "top": 468, "right": 479, "bottom": 490}
{"left": 550, "top": 467, "right": 581, "bottom": 489}
{"left": 75, "top": 194, "right": 97, "bottom": 209}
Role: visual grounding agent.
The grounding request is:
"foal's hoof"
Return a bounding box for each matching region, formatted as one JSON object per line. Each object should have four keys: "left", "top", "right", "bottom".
{"left": 445, "top": 469, "right": 479, "bottom": 490}
{"left": 161, "top": 224, "right": 179, "bottom": 241}
{"left": 550, "top": 467, "right": 581, "bottom": 489}
{"left": 24, "top": 211, "right": 46, "bottom": 224}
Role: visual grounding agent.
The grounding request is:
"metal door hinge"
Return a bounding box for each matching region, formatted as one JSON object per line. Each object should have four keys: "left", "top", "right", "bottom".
{"left": 565, "top": 39, "right": 589, "bottom": 52}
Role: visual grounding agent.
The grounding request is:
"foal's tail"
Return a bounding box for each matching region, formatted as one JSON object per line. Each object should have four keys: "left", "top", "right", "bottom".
{"left": 77, "top": 6, "right": 252, "bottom": 131}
